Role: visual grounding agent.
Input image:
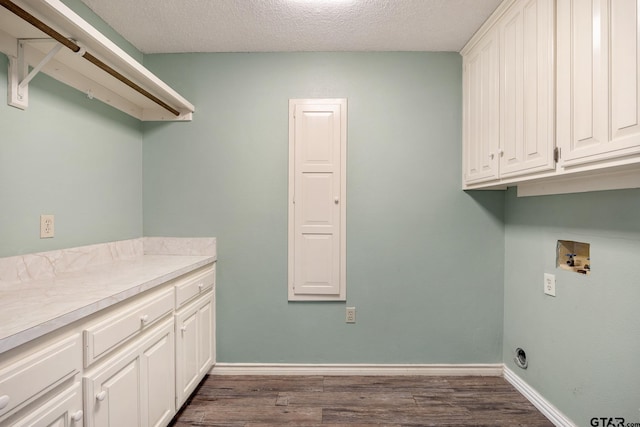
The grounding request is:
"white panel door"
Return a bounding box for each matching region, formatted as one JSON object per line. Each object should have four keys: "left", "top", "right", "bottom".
{"left": 289, "top": 99, "right": 346, "bottom": 301}
{"left": 499, "top": 0, "right": 555, "bottom": 177}
{"left": 463, "top": 28, "right": 500, "bottom": 184}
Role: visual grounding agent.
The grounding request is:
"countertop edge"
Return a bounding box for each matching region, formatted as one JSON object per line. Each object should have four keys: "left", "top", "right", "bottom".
{"left": 0, "top": 255, "right": 216, "bottom": 355}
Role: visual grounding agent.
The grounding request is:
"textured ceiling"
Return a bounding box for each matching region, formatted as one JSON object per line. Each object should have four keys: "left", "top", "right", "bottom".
{"left": 79, "top": 0, "right": 501, "bottom": 54}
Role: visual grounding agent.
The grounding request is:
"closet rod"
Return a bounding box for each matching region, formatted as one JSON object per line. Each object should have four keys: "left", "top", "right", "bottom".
{"left": 0, "top": 0, "right": 181, "bottom": 116}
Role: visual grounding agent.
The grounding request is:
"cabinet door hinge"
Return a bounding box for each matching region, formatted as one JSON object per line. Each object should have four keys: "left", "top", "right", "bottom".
{"left": 554, "top": 147, "right": 561, "bottom": 162}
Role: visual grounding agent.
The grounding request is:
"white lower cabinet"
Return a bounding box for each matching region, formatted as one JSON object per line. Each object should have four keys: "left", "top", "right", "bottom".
{"left": 83, "top": 319, "right": 175, "bottom": 427}
{"left": 0, "top": 262, "right": 215, "bottom": 427}
{"left": 175, "top": 292, "right": 215, "bottom": 407}
{"left": 0, "top": 334, "right": 82, "bottom": 424}
{"left": 8, "top": 383, "right": 83, "bottom": 427}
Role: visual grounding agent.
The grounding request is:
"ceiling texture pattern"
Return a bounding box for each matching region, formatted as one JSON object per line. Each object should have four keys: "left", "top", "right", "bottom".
{"left": 79, "top": 0, "right": 502, "bottom": 54}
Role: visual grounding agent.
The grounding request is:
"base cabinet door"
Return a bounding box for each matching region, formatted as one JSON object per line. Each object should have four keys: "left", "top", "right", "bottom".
{"left": 141, "top": 325, "right": 175, "bottom": 427}
{"left": 84, "top": 320, "right": 175, "bottom": 427}
{"left": 88, "top": 357, "right": 140, "bottom": 427}
{"left": 175, "top": 292, "right": 214, "bottom": 407}
{"left": 9, "top": 383, "right": 83, "bottom": 427}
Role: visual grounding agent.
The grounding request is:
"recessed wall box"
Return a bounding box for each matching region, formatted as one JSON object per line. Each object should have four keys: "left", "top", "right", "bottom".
{"left": 557, "top": 240, "right": 590, "bottom": 275}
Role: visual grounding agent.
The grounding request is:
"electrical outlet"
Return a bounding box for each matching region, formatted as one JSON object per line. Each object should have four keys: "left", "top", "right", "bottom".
{"left": 544, "top": 273, "right": 556, "bottom": 297}
{"left": 40, "top": 214, "right": 54, "bottom": 238}
{"left": 346, "top": 307, "right": 356, "bottom": 323}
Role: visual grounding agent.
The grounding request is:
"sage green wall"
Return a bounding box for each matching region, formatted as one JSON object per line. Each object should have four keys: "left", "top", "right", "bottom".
{"left": 503, "top": 187, "right": 640, "bottom": 423}
{"left": 0, "top": 64, "right": 142, "bottom": 257}
{"left": 0, "top": 1, "right": 144, "bottom": 257}
{"left": 143, "top": 52, "right": 505, "bottom": 363}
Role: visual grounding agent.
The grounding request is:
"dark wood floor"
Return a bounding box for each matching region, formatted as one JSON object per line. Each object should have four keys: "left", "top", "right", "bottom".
{"left": 170, "top": 375, "right": 554, "bottom": 426}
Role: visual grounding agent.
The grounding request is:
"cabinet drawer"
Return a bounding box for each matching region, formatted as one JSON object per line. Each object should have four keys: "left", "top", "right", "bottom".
{"left": 84, "top": 287, "right": 174, "bottom": 367}
{"left": 8, "top": 382, "right": 83, "bottom": 427}
{"left": 175, "top": 265, "right": 215, "bottom": 308}
{"left": 0, "top": 334, "right": 81, "bottom": 421}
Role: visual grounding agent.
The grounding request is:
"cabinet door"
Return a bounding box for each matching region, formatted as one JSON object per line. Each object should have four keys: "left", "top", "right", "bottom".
{"left": 85, "top": 358, "right": 140, "bottom": 427}
{"left": 175, "top": 292, "right": 214, "bottom": 407}
{"left": 84, "top": 320, "right": 174, "bottom": 427}
{"left": 610, "top": 0, "right": 640, "bottom": 156}
{"left": 288, "top": 99, "right": 347, "bottom": 301}
{"left": 558, "top": 0, "right": 640, "bottom": 166}
{"left": 499, "top": 0, "right": 555, "bottom": 177}
{"left": 557, "top": 0, "right": 609, "bottom": 165}
{"left": 141, "top": 327, "right": 175, "bottom": 427}
{"left": 463, "top": 28, "right": 500, "bottom": 184}
{"left": 9, "top": 383, "right": 83, "bottom": 427}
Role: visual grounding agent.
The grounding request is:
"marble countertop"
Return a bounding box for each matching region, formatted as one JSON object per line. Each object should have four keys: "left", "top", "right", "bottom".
{"left": 0, "top": 254, "right": 215, "bottom": 354}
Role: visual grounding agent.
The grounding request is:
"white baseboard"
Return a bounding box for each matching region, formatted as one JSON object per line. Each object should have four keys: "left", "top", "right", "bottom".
{"left": 210, "top": 363, "right": 504, "bottom": 376}
{"left": 504, "top": 367, "right": 576, "bottom": 427}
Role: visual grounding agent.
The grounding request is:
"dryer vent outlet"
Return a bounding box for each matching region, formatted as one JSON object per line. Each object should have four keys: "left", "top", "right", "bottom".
{"left": 515, "top": 348, "right": 528, "bottom": 369}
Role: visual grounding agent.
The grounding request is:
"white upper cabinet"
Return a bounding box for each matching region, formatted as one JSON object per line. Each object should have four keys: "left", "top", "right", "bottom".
{"left": 462, "top": 0, "right": 555, "bottom": 187}
{"left": 466, "top": 0, "right": 640, "bottom": 194}
{"left": 499, "top": 0, "right": 555, "bottom": 177}
{"left": 463, "top": 27, "right": 500, "bottom": 184}
{"left": 557, "top": 0, "right": 640, "bottom": 168}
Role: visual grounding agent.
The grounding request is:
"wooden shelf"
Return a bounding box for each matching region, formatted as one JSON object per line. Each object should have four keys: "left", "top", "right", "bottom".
{"left": 0, "top": 0, "right": 194, "bottom": 121}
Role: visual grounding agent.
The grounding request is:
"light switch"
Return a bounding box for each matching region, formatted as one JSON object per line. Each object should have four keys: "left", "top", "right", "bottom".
{"left": 544, "top": 273, "right": 556, "bottom": 297}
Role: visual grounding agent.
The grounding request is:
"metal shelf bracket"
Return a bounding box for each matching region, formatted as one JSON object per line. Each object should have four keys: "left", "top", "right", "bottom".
{"left": 8, "top": 39, "right": 62, "bottom": 110}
